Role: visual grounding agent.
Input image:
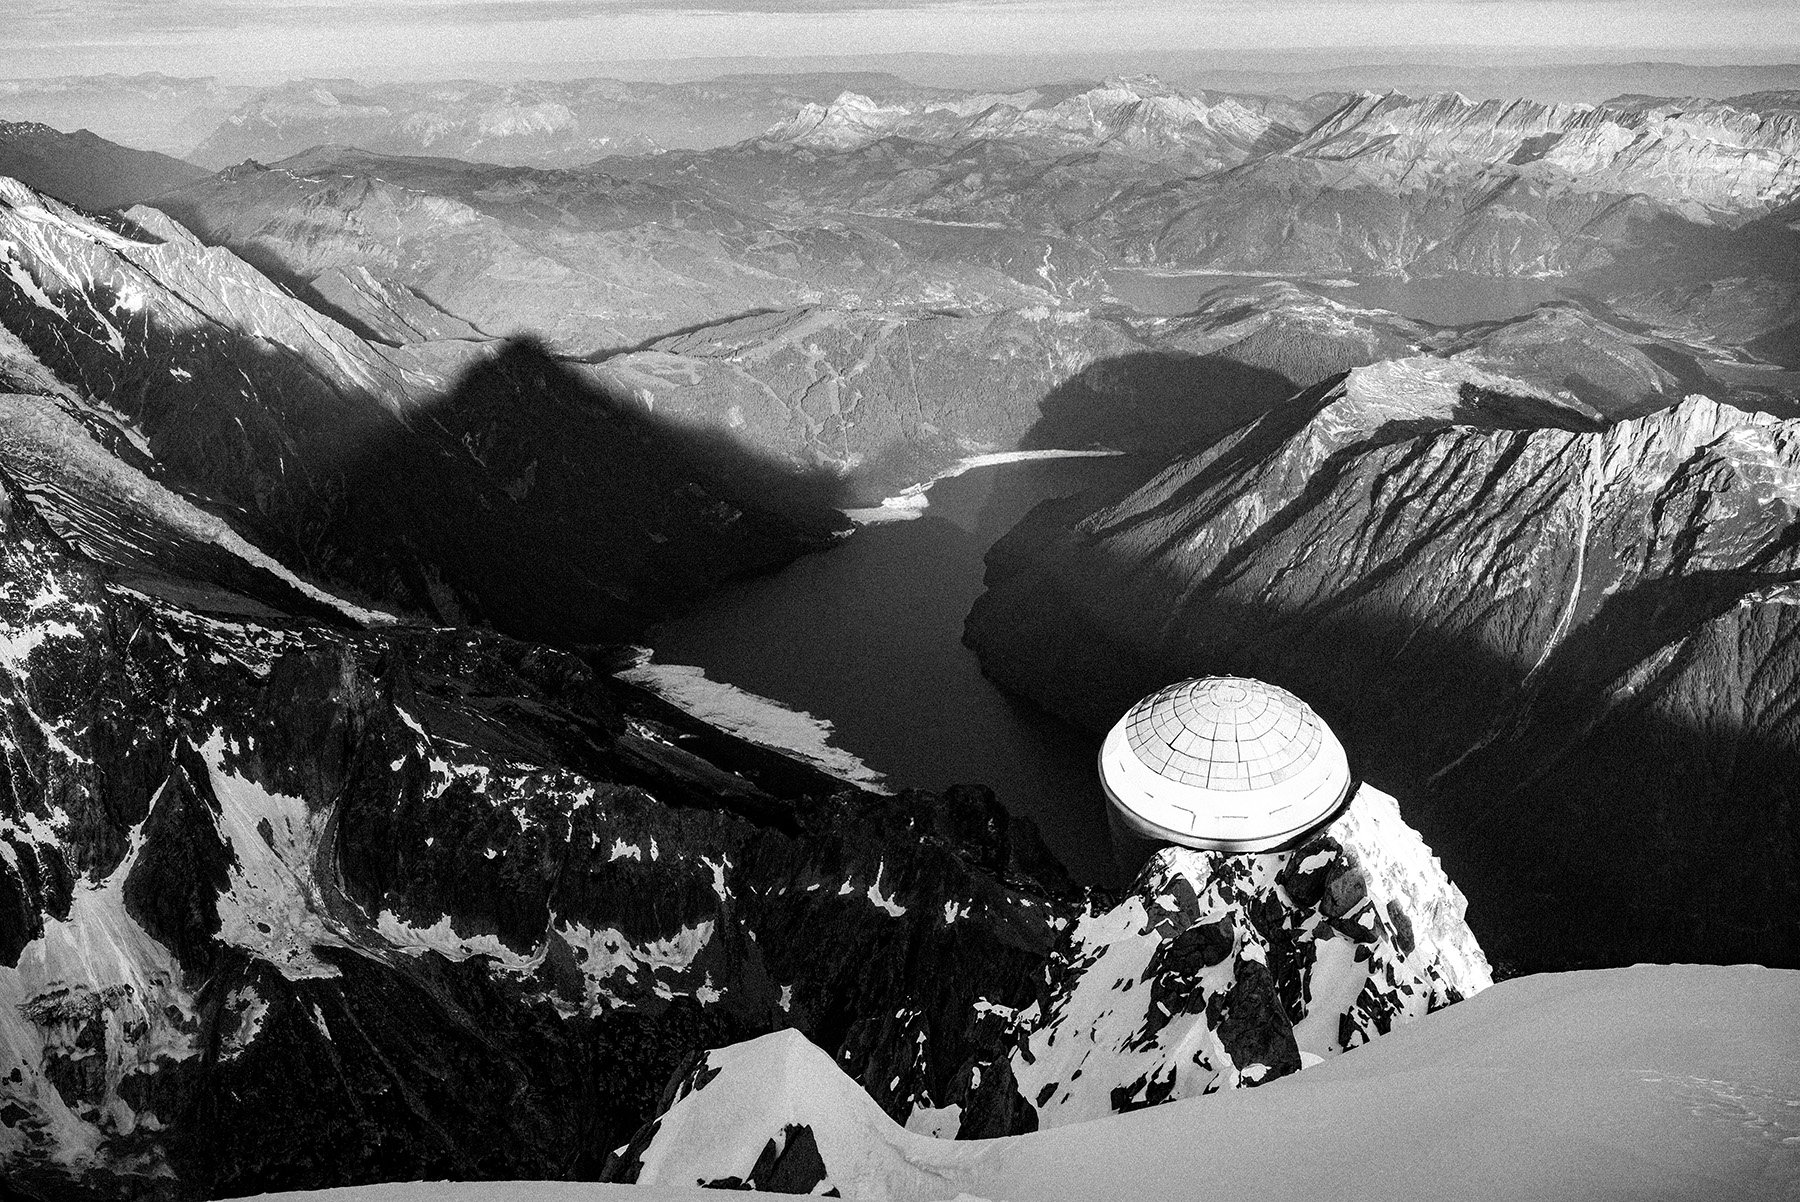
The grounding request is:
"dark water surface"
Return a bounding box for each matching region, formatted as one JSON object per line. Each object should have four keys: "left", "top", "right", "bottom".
{"left": 651, "top": 456, "right": 1146, "bottom": 885}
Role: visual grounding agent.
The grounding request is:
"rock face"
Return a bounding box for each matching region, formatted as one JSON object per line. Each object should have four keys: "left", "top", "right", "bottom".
{"left": 967, "top": 359, "right": 1800, "bottom": 971}
{"left": 0, "top": 477, "right": 1076, "bottom": 1199}
{"left": 995, "top": 783, "right": 1489, "bottom": 1128}
{"left": 607, "top": 783, "right": 1488, "bottom": 1179}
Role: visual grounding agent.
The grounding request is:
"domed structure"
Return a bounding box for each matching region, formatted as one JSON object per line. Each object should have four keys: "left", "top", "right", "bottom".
{"left": 1099, "top": 676, "right": 1352, "bottom": 853}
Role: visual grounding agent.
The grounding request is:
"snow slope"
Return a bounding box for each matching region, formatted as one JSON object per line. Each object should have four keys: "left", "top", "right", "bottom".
{"left": 601, "top": 964, "right": 1798, "bottom": 1201}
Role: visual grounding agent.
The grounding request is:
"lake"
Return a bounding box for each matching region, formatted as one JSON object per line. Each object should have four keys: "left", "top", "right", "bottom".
{"left": 649, "top": 455, "right": 1147, "bottom": 886}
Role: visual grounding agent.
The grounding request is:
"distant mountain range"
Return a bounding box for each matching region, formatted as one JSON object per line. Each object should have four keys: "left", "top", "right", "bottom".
{"left": 0, "top": 72, "right": 255, "bottom": 157}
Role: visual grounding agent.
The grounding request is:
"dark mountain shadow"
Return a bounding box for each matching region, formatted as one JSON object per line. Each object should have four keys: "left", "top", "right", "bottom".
{"left": 1021, "top": 349, "right": 1301, "bottom": 457}
{"left": 963, "top": 490, "right": 1800, "bottom": 974}
{"left": 1747, "top": 319, "right": 1800, "bottom": 370}
{"left": 0, "top": 269, "right": 854, "bottom": 647}
{"left": 583, "top": 307, "right": 787, "bottom": 362}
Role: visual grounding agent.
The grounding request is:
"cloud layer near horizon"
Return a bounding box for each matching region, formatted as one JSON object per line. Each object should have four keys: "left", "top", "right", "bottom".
{"left": 4, "top": 0, "right": 1796, "bottom": 79}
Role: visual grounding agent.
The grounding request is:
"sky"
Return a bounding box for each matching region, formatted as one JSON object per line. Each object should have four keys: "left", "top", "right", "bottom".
{"left": 3, "top": 0, "right": 1798, "bottom": 80}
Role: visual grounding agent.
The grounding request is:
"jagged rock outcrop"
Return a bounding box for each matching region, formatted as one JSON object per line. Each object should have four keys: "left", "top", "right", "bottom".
{"left": 1000, "top": 785, "right": 1490, "bottom": 1128}
{"left": 967, "top": 359, "right": 1800, "bottom": 971}
{"left": 0, "top": 473, "right": 1075, "bottom": 1199}
{"left": 604, "top": 781, "right": 1489, "bottom": 1180}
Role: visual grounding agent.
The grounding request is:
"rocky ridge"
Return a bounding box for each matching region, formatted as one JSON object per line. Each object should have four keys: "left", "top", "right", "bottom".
{"left": 1287, "top": 91, "right": 1800, "bottom": 216}
{"left": 0, "top": 487, "right": 1079, "bottom": 1196}
{"left": 0, "top": 122, "right": 206, "bottom": 211}
{"left": 0, "top": 176, "right": 845, "bottom": 645}
{"left": 998, "top": 782, "right": 1489, "bottom": 1130}
{"left": 764, "top": 77, "right": 1327, "bottom": 170}
{"left": 966, "top": 358, "right": 1800, "bottom": 970}
{"left": 600, "top": 778, "right": 1488, "bottom": 1174}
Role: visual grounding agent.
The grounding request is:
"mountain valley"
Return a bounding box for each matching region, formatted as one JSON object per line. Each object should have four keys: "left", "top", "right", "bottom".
{"left": 0, "top": 54, "right": 1798, "bottom": 1201}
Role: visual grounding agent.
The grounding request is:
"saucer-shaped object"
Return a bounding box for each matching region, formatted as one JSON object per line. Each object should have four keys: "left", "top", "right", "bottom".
{"left": 1099, "top": 676, "right": 1352, "bottom": 852}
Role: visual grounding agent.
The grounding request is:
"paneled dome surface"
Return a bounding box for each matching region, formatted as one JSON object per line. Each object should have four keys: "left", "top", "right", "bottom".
{"left": 1125, "top": 676, "right": 1323, "bottom": 790}
{"left": 1100, "top": 676, "right": 1352, "bottom": 853}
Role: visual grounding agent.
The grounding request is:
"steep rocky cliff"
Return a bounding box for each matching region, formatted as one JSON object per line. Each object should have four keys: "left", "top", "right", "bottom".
{"left": 967, "top": 358, "right": 1800, "bottom": 971}
{"left": 1002, "top": 784, "right": 1489, "bottom": 1129}
{"left": 602, "top": 779, "right": 1488, "bottom": 1180}
{"left": 0, "top": 473, "right": 1075, "bottom": 1199}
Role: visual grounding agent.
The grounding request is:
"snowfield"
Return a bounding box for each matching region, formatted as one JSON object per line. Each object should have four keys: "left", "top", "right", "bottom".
{"left": 237, "top": 963, "right": 1799, "bottom": 1202}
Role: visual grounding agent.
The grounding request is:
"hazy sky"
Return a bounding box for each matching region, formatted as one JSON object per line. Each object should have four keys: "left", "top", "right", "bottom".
{"left": 5, "top": 0, "right": 1798, "bottom": 80}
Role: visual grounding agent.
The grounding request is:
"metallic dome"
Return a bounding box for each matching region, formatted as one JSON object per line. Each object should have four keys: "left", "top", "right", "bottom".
{"left": 1099, "top": 676, "right": 1352, "bottom": 853}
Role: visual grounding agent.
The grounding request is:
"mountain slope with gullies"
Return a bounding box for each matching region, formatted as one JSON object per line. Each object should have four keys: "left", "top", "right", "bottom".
{"left": 0, "top": 438, "right": 1502, "bottom": 1199}
{"left": 608, "top": 83, "right": 1800, "bottom": 363}
{"left": 0, "top": 177, "right": 845, "bottom": 645}
{"left": 148, "top": 146, "right": 1095, "bottom": 357}
{"left": 966, "top": 357, "right": 1800, "bottom": 972}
